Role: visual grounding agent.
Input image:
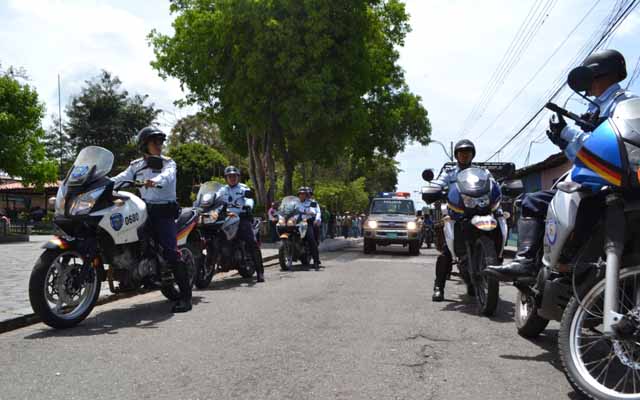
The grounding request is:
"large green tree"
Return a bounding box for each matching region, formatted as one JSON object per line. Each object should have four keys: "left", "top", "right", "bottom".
{"left": 168, "top": 142, "right": 228, "bottom": 204}
{"left": 149, "top": 0, "right": 430, "bottom": 208}
{"left": 0, "top": 72, "right": 57, "bottom": 185}
{"left": 65, "top": 70, "right": 161, "bottom": 169}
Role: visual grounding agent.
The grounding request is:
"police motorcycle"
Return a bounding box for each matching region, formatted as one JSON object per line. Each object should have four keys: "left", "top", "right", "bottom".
{"left": 28, "top": 146, "right": 198, "bottom": 329}
{"left": 276, "top": 196, "right": 313, "bottom": 270}
{"left": 506, "top": 92, "right": 640, "bottom": 398}
{"left": 189, "top": 181, "right": 261, "bottom": 289}
{"left": 422, "top": 165, "right": 521, "bottom": 316}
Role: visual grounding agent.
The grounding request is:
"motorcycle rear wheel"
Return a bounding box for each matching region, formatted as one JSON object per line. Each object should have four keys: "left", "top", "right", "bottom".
{"left": 161, "top": 245, "right": 197, "bottom": 300}
{"left": 473, "top": 236, "right": 499, "bottom": 317}
{"left": 559, "top": 265, "right": 640, "bottom": 399}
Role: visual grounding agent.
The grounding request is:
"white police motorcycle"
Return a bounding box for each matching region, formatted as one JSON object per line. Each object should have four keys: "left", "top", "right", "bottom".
{"left": 29, "top": 146, "right": 198, "bottom": 329}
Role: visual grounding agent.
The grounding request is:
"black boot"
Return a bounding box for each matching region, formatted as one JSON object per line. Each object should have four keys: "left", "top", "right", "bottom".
{"left": 485, "top": 217, "right": 543, "bottom": 282}
{"left": 172, "top": 262, "right": 192, "bottom": 313}
{"left": 432, "top": 285, "right": 444, "bottom": 302}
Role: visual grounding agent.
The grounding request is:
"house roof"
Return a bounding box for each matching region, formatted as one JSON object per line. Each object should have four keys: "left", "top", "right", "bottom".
{"left": 513, "top": 152, "right": 569, "bottom": 178}
{"left": 0, "top": 181, "right": 61, "bottom": 193}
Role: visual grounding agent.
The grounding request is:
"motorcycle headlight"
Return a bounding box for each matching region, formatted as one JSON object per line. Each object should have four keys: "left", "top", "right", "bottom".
{"left": 461, "top": 194, "right": 490, "bottom": 209}
{"left": 278, "top": 216, "right": 285, "bottom": 226}
{"left": 367, "top": 220, "right": 378, "bottom": 229}
{"left": 287, "top": 216, "right": 297, "bottom": 226}
{"left": 68, "top": 188, "right": 105, "bottom": 216}
{"left": 407, "top": 221, "right": 417, "bottom": 230}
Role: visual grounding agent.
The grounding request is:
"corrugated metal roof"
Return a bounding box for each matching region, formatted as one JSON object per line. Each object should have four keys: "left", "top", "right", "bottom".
{"left": 513, "top": 152, "right": 568, "bottom": 178}
{"left": 0, "top": 181, "right": 61, "bottom": 193}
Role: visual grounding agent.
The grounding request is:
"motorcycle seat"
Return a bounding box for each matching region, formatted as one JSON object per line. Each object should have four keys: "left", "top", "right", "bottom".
{"left": 176, "top": 208, "right": 198, "bottom": 231}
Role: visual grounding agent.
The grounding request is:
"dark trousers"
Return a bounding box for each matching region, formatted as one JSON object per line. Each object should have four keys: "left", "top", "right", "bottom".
{"left": 435, "top": 246, "right": 452, "bottom": 287}
{"left": 306, "top": 223, "right": 320, "bottom": 264}
{"left": 269, "top": 220, "right": 278, "bottom": 242}
{"left": 238, "top": 218, "right": 264, "bottom": 275}
{"left": 521, "top": 189, "right": 556, "bottom": 219}
{"left": 148, "top": 209, "right": 179, "bottom": 264}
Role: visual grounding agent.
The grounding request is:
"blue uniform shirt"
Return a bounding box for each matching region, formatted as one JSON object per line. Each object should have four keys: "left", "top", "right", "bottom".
{"left": 561, "top": 83, "right": 635, "bottom": 161}
{"left": 112, "top": 156, "right": 177, "bottom": 204}
{"left": 299, "top": 199, "right": 321, "bottom": 223}
{"left": 215, "top": 183, "right": 254, "bottom": 214}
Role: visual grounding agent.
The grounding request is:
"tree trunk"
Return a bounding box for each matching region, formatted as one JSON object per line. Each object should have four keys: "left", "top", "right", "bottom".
{"left": 246, "top": 132, "right": 267, "bottom": 210}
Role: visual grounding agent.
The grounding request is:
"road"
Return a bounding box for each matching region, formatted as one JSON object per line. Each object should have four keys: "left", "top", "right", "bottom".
{"left": 0, "top": 246, "right": 576, "bottom": 400}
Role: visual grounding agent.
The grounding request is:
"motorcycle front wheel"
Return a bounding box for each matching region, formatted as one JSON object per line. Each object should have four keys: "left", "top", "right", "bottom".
{"left": 473, "top": 236, "right": 499, "bottom": 317}
{"left": 29, "top": 249, "right": 101, "bottom": 329}
{"left": 515, "top": 288, "right": 549, "bottom": 338}
{"left": 559, "top": 265, "right": 640, "bottom": 399}
{"left": 279, "top": 240, "right": 293, "bottom": 271}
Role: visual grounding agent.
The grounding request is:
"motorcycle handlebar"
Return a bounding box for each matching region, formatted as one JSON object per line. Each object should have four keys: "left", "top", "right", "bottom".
{"left": 545, "top": 102, "right": 596, "bottom": 131}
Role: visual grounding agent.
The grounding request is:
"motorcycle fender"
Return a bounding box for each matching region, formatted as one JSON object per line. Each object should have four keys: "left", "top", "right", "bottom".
{"left": 279, "top": 233, "right": 289, "bottom": 239}
{"left": 444, "top": 219, "right": 456, "bottom": 259}
{"left": 471, "top": 215, "right": 497, "bottom": 231}
{"left": 42, "top": 236, "right": 72, "bottom": 250}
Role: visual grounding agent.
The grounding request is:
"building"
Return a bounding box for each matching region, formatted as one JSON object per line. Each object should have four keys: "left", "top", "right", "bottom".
{"left": 512, "top": 152, "right": 571, "bottom": 192}
{"left": 0, "top": 179, "right": 60, "bottom": 218}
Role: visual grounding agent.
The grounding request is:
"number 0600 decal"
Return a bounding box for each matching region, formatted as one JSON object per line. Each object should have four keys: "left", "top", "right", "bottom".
{"left": 125, "top": 213, "right": 140, "bottom": 225}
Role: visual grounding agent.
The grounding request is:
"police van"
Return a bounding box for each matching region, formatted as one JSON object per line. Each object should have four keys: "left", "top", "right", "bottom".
{"left": 363, "top": 192, "right": 423, "bottom": 255}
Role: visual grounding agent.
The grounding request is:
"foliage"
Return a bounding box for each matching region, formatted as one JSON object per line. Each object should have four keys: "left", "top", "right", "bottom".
{"left": 149, "top": 0, "right": 430, "bottom": 206}
{"left": 0, "top": 73, "right": 57, "bottom": 185}
{"left": 313, "top": 177, "right": 369, "bottom": 214}
{"left": 64, "top": 70, "right": 161, "bottom": 170}
{"left": 168, "top": 142, "right": 228, "bottom": 204}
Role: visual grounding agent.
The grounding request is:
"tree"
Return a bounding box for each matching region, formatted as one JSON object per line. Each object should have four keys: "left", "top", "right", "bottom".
{"left": 43, "top": 113, "right": 74, "bottom": 178}
{"left": 167, "top": 142, "right": 228, "bottom": 204}
{"left": 0, "top": 73, "right": 57, "bottom": 185}
{"left": 65, "top": 71, "right": 161, "bottom": 170}
{"left": 149, "top": 0, "right": 430, "bottom": 208}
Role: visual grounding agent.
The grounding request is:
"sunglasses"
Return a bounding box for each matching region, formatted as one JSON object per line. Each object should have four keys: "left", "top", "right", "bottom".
{"left": 151, "top": 137, "right": 165, "bottom": 145}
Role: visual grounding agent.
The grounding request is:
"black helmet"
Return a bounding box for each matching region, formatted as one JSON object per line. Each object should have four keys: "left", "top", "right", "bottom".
{"left": 582, "top": 49, "right": 627, "bottom": 82}
{"left": 137, "top": 126, "right": 166, "bottom": 154}
{"left": 454, "top": 139, "right": 476, "bottom": 159}
{"left": 224, "top": 165, "right": 240, "bottom": 176}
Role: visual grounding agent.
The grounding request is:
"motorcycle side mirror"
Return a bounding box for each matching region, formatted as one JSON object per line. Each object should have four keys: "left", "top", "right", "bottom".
{"left": 310, "top": 201, "right": 317, "bottom": 207}
{"left": 568, "top": 66, "right": 594, "bottom": 93}
{"left": 416, "top": 210, "right": 423, "bottom": 217}
{"left": 422, "top": 169, "right": 434, "bottom": 182}
{"left": 501, "top": 179, "right": 524, "bottom": 197}
{"left": 244, "top": 189, "right": 254, "bottom": 199}
{"left": 421, "top": 184, "right": 444, "bottom": 204}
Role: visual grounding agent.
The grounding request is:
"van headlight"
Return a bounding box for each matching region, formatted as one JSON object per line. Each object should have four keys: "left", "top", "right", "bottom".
{"left": 68, "top": 188, "right": 105, "bottom": 216}
{"left": 407, "top": 221, "right": 417, "bottom": 230}
{"left": 367, "top": 220, "right": 378, "bottom": 229}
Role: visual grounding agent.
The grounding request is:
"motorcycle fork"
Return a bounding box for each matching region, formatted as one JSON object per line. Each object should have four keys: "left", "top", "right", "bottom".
{"left": 603, "top": 194, "right": 625, "bottom": 335}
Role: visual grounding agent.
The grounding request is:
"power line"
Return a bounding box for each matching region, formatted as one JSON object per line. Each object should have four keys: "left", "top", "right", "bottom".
{"left": 457, "top": 0, "right": 558, "bottom": 139}
{"left": 484, "top": 0, "right": 640, "bottom": 161}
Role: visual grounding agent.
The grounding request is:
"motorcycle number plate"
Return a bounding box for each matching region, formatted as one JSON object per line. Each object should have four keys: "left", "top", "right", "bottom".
{"left": 387, "top": 233, "right": 398, "bottom": 239}
{"left": 471, "top": 215, "right": 497, "bottom": 231}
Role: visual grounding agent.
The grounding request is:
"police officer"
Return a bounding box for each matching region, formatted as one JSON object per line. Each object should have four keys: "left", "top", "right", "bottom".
{"left": 487, "top": 49, "right": 635, "bottom": 281}
{"left": 112, "top": 126, "right": 192, "bottom": 313}
{"left": 432, "top": 139, "right": 479, "bottom": 302}
{"left": 298, "top": 187, "right": 321, "bottom": 269}
{"left": 215, "top": 166, "right": 265, "bottom": 283}
{"left": 308, "top": 187, "right": 322, "bottom": 247}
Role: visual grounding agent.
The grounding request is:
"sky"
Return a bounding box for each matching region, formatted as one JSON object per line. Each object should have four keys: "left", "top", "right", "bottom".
{"left": 2, "top": 0, "right": 640, "bottom": 207}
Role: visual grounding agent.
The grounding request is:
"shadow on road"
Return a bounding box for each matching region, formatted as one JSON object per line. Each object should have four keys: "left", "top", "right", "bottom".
{"left": 499, "top": 329, "right": 563, "bottom": 372}
{"left": 437, "top": 279, "right": 515, "bottom": 323}
{"left": 22, "top": 296, "right": 204, "bottom": 339}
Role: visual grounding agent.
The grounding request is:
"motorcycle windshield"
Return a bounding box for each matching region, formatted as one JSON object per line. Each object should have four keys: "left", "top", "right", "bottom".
{"left": 279, "top": 196, "right": 301, "bottom": 218}
{"left": 67, "top": 146, "right": 114, "bottom": 187}
{"left": 456, "top": 168, "right": 491, "bottom": 197}
{"left": 194, "top": 181, "right": 224, "bottom": 208}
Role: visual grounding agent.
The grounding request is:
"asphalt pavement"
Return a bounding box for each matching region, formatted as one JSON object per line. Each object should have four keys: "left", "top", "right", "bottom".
{"left": 0, "top": 245, "right": 577, "bottom": 400}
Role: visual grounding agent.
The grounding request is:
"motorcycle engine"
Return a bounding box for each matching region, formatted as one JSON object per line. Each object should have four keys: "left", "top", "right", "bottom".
{"left": 134, "top": 258, "right": 157, "bottom": 283}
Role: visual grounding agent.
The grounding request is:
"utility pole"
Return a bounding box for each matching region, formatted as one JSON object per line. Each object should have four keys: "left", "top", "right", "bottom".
{"left": 57, "top": 74, "right": 63, "bottom": 176}
{"left": 450, "top": 141, "right": 454, "bottom": 162}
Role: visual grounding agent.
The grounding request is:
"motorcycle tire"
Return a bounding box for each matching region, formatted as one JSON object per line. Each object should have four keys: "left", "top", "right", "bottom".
{"left": 515, "top": 289, "right": 549, "bottom": 338}
{"left": 29, "top": 249, "right": 101, "bottom": 329}
{"left": 194, "top": 260, "right": 215, "bottom": 290}
{"left": 409, "top": 241, "right": 420, "bottom": 256}
{"left": 473, "top": 236, "right": 499, "bottom": 317}
{"left": 559, "top": 266, "right": 640, "bottom": 399}
{"left": 279, "top": 242, "right": 291, "bottom": 271}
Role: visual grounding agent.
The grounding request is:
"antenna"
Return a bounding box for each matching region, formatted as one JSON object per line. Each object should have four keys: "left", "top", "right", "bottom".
{"left": 58, "top": 74, "right": 63, "bottom": 175}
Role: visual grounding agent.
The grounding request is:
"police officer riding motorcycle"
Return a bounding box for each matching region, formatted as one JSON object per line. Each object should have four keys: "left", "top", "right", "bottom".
{"left": 486, "top": 49, "right": 635, "bottom": 282}
{"left": 431, "top": 139, "right": 479, "bottom": 302}
{"left": 111, "top": 127, "right": 194, "bottom": 313}
{"left": 214, "top": 166, "right": 265, "bottom": 283}
{"left": 298, "top": 187, "right": 321, "bottom": 269}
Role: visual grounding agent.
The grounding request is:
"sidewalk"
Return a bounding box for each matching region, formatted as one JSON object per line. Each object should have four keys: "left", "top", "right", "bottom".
{"left": 0, "top": 236, "right": 360, "bottom": 328}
